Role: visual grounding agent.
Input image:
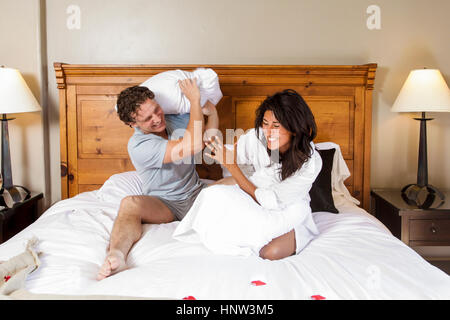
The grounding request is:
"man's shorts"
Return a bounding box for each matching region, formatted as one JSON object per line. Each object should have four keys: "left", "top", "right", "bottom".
{"left": 156, "top": 183, "right": 207, "bottom": 221}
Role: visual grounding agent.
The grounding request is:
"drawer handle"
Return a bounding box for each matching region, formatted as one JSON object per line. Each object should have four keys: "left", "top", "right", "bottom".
{"left": 430, "top": 226, "right": 437, "bottom": 234}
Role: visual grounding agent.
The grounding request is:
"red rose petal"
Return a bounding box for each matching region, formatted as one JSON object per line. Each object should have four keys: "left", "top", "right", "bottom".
{"left": 251, "top": 280, "right": 266, "bottom": 286}
{"left": 4, "top": 275, "right": 11, "bottom": 282}
{"left": 183, "top": 296, "right": 196, "bottom": 300}
{"left": 311, "top": 295, "right": 326, "bottom": 300}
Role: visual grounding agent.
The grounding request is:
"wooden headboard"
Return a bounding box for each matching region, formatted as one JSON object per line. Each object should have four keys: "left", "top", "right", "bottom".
{"left": 54, "top": 63, "right": 377, "bottom": 212}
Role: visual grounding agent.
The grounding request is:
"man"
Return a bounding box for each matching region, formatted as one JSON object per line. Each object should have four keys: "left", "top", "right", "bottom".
{"left": 97, "top": 78, "right": 219, "bottom": 280}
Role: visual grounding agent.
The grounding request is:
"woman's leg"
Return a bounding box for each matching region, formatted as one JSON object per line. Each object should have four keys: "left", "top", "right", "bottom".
{"left": 259, "top": 229, "right": 296, "bottom": 260}
{"left": 97, "top": 195, "right": 175, "bottom": 280}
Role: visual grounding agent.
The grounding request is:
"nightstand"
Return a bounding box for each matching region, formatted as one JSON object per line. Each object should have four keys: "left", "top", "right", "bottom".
{"left": 0, "top": 192, "right": 43, "bottom": 243}
{"left": 371, "top": 188, "right": 450, "bottom": 257}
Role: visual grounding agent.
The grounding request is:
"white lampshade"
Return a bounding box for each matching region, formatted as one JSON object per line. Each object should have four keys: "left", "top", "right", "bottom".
{"left": 391, "top": 68, "right": 450, "bottom": 113}
{"left": 0, "top": 67, "right": 42, "bottom": 114}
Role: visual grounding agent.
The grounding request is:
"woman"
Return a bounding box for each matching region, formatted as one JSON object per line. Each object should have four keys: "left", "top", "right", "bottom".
{"left": 173, "top": 89, "right": 322, "bottom": 260}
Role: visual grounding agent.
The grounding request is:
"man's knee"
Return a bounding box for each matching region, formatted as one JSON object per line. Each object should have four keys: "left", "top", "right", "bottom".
{"left": 119, "top": 195, "right": 174, "bottom": 224}
{"left": 119, "top": 196, "right": 145, "bottom": 215}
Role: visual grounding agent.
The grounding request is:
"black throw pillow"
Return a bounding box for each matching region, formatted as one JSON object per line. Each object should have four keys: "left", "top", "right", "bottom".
{"left": 309, "top": 148, "right": 339, "bottom": 213}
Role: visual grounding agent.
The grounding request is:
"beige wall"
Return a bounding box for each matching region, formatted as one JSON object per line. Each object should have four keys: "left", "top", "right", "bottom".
{"left": 1, "top": 1, "right": 449, "bottom": 255}
{"left": 0, "top": 0, "right": 49, "bottom": 207}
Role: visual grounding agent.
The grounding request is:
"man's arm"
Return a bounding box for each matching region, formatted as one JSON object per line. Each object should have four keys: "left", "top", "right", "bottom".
{"left": 202, "top": 100, "right": 220, "bottom": 143}
{"left": 163, "top": 78, "right": 204, "bottom": 164}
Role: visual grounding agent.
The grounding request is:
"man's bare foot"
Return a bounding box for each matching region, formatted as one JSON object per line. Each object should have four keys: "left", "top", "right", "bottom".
{"left": 97, "top": 249, "right": 127, "bottom": 281}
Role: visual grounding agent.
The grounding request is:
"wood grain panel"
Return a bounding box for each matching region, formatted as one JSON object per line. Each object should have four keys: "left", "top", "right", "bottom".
{"left": 78, "top": 158, "right": 135, "bottom": 185}
{"left": 220, "top": 85, "right": 356, "bottom": 98}
{"left": 306, "top": 97, "right": 354, "bottom": 159}
{"left": 58, "top": 86, "right": 68, "bottom": 198}
{"left": 352, "top": 87, "right": 365, "bottom": 203}
{"left": 216, "top": 96, "right": 234, "bottom": 135}
{"left": 363, "top": 88, "right": 374, "bottom": 213}
{"left": 77, "top": 96, "right": 133, "bottom": 158}
{"left": 78, "top": 185, "right": 102, "bottom": 193}
{"left": 234, "top": 98, "right": 265, "bottom": 130}
{"left": 67, "top": 85, "right": 79, "bottom": 198}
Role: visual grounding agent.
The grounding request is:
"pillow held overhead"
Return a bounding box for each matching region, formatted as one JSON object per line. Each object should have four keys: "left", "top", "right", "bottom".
{"left": 119, "top": 68, "right": 223, "bottom": 115}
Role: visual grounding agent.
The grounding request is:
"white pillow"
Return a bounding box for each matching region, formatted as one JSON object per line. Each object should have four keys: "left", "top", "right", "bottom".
{"left": 114, "top": 68, "right": 222, "bottom": 114}
{"left": 96, "top": 171, "right": 214, "bottom": 205}
{"left": 97, "top": 171, "right": 143, "bottom": 204}
{"left": 140, "top": 68, "right": 222, "bottom": 114}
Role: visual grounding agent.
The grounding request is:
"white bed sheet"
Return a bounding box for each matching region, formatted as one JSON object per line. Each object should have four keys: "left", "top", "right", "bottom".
{"left": 1, "top": 177, "right": 449, "bottom": 300}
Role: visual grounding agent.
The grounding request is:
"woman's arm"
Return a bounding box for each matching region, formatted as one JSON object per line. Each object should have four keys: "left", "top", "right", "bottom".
{"left": 225, "top": 164, "right": 257, "bottom": 202}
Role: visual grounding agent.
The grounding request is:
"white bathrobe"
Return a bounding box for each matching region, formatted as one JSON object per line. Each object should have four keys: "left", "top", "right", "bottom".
{"left": 173, "top": 128, "right": 322, "bottom": 257}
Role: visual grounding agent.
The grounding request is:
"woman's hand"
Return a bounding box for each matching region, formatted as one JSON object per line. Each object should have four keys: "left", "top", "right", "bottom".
{"left": 206, "top": 135, "right": 258, "bottom": 202}
{"left": 204, "top": 136, "right": 236, "bottom": 168}
{"left": 179, "top": 78, "right": 200, "bottom": 103}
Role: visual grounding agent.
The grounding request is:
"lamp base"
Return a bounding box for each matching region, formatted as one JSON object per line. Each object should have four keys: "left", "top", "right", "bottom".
{"left": 0, "top": 185, "right": 31, "bottom": 208}
{"left": 401, "top": 184, "right": 445, "bottom": 209}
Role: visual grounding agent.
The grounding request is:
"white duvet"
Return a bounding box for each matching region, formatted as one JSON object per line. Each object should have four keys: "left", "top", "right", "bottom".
{"left": 173, "top": 184, "right": 316, "bottom": 257}
{"left": 0, "top": 172, "right": 449, "bottom": 300}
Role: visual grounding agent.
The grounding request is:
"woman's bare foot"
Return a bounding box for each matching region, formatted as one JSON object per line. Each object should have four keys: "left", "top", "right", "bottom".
{"left": 97, "top": 249, "right": 127, "bottom": 280}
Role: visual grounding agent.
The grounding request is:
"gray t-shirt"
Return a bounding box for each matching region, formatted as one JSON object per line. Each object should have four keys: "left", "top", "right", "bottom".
{"left": 128, "top": 113, "right": 204, "bottom": 201}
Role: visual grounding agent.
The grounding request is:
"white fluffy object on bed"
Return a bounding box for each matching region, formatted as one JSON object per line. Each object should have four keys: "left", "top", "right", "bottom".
{"left": 173, "top": 184, "right": 317, "bottom": 256}
{"left": 96, "top": 171, "right": 143, "bottom": 205}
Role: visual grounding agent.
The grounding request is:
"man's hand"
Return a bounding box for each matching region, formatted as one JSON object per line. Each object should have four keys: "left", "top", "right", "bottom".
{"left": 179, "top": 78, "right": 200, "bottom": 103}
{"left": 202, "top": 100, "right": 218, "bottom": 116}
{"left": 204, "top": 136, "right": 237, "bottom": 168}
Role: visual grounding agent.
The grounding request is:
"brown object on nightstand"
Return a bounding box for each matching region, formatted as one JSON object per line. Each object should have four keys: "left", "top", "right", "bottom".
{"left": 0, "top": 192, "right": 43, "bottom": 243}
{"left": 371, "top": 188, "right": 450, "bottom": 247}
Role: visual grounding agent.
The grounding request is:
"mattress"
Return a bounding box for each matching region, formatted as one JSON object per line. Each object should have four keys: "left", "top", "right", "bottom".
{"left": 0, "top": 174, "right": 449, "bottom": 300}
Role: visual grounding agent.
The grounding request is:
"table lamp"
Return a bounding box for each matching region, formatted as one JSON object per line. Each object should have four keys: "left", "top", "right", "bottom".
{"left": 0, "top": 67, "right": 42, "bottom": 208}
{"left": 391, "top": 68, "right": 450, "bottom": 207}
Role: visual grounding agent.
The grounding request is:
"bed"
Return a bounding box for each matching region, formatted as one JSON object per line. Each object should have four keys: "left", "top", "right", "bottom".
{"left": 1, "top": 63, "right": 449, "bottom": 300}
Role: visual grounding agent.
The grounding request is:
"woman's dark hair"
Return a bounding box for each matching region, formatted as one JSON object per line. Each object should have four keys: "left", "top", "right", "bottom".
{"left": 116, "top": 86, "right": 155, "bottom": 125}
{"left": 255, "top": 89, "right": 317, "bottom": 181}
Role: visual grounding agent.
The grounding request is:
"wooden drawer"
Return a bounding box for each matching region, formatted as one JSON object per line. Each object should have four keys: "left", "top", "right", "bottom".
{"left": 410, "top": 219, "right": 450, "bottom": 242}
